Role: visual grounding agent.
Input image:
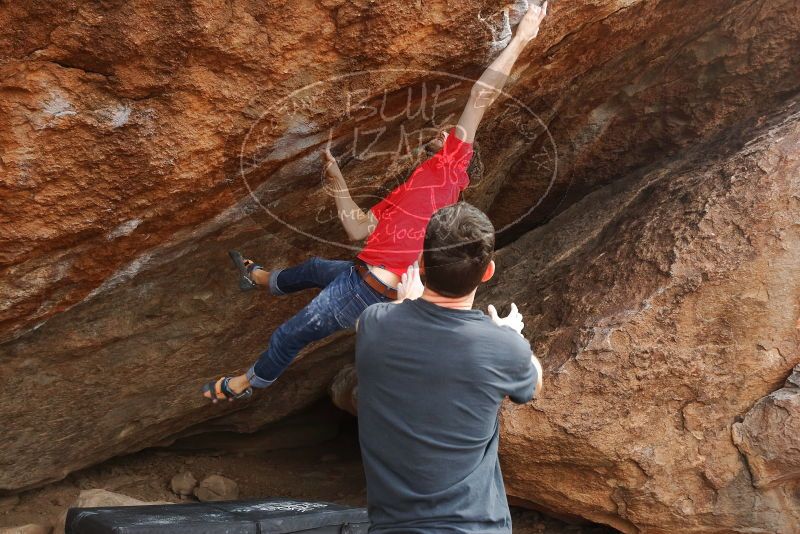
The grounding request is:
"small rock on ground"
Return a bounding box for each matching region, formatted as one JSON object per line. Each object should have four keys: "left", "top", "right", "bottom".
{"left": 170, "top": 471, "right": 197, "bottom": 497}
{"left": 194, "top": 475, "right": 239, "bottom": 502}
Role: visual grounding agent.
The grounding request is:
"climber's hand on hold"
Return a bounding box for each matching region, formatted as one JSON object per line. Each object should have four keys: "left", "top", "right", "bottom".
{"left": 320, "top": 147, "right": 344, "bottom": 181}
{"left": 322, "top": 147, "right": 338, "bottom": 174}
{"left": 487, "top": 303, "right": 525, "bottom": 337}
{"left": 516, "top": 1, "right": 548, "bottom": 43}
{"left": 321, "top": 148, "right": 346, "bottom": 194}
{"left": 396, "top": 261, "right": 424, "bottom": 302}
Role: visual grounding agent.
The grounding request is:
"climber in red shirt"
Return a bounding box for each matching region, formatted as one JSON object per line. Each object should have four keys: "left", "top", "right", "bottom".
{"left": 203, "top": 1, "right": 549, "bottom": 402}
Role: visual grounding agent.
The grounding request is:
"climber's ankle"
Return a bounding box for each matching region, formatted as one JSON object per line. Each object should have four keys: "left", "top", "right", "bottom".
{"left": 229, "top": 374, "right": 251, "bottom": 394}
{"left": 243, "top": 259, "right": 269, "bottom": 286}
{"left": 251, "top": 268, "right": 269, "bottom": 286}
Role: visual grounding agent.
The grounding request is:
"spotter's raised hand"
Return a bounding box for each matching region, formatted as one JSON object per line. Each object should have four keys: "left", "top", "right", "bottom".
{"left": 487, "top": 302, "right": 525, "bottom": 337}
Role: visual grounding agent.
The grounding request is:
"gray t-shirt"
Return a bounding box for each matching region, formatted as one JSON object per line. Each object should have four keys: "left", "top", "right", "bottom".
{"left": 355, "top": 298, "right": 537, "bottom": 533}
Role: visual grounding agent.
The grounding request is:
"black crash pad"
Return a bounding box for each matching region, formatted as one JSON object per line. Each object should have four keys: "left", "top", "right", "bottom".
{"left": 65, "top": 498, "right": 369, "bottom": 534}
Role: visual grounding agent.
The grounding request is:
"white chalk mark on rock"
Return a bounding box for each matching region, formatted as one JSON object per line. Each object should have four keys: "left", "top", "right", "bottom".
{"left": 85, "top": 253, "right": 153, "bottom": 301}
{"left": 479, "top": 0, "right": 530, "bottom": 54}
{"left": 107, "top": 219, "right": 142, "bottom": 240}
{"left": 42, "top": 93, "right": 77, "bottom": 118}
{"left": 110, "top": 105, "right": 132, "bottom": 128}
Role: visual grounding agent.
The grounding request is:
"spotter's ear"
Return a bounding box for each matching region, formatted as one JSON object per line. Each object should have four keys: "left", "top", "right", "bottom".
{"left": 481, "top": 260, "right": 496, "bottom": 283}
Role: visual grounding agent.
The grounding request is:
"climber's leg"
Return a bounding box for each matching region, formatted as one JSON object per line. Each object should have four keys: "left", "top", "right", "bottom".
{"left": 266, "top": 256, "right": 353, "bottom": 296}
{"left": 231, "top": 248, "right": 351, "bottom": 293}
{"left": 246, "top": 264, "right": 387, "bottom": 387}
{"left": 244, "top": 260, "right": 270, "bottom": 286}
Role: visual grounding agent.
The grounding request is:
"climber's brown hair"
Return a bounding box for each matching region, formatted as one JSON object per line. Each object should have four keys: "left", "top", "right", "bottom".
{"left": 422, "top": 202, "right": 495, "bottom": 298}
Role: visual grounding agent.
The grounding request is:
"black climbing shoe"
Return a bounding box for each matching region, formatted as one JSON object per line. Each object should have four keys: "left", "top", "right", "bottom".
{"left": 202, "top": 377, "right": 253, "bottom": 403}
{"left": 229, "top": 250, "right": 263, "bottom": 291}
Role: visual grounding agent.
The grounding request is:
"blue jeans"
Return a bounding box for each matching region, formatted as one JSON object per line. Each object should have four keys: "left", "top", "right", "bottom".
{"left": 246, "top": 257, "right": 392, "bottom": 388}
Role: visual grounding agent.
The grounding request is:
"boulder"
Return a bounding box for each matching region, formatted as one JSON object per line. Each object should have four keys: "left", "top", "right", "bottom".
{"left": 481, "top": 101, "right": 800, "bottom": 532}
{"left": 194, "top": 475, "right": 239, "bottom": 503}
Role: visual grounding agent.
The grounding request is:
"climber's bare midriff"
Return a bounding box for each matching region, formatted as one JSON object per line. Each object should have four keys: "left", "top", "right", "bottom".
{"left": 366, "top": 263, "right": 400, "bottom": 288}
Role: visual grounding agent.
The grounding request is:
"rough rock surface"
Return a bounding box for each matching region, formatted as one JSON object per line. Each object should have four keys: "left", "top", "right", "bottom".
{"left": 0, "top": 496, "right": 20, "bottom": 514}
{"left": 732, "top": 365, "right": 800, "bottom": 490}
{"left": 481, "top": 102, "right": 800, "bottom": 533}
{"left": 1, "top": 0, "right": 800, "bottom": 532}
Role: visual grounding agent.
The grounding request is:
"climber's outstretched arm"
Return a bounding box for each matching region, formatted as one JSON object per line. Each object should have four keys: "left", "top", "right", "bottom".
{"left": 322, "top": 149, "right": 378, "bottom": 242}
{"left": 455, "top": 1, "right": 548, "bottom": 143}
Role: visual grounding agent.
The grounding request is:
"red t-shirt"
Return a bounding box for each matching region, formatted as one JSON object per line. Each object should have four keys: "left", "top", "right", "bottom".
{"left": 357, "top": 130, "right": 473, "bottom": 275}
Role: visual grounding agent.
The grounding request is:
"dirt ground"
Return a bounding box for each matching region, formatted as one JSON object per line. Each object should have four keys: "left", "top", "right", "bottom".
{"left": 1, "top": 407, "right": 616, "bottom": 533}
